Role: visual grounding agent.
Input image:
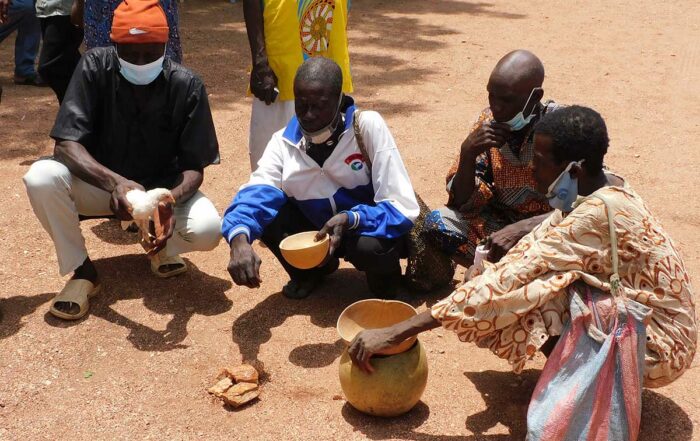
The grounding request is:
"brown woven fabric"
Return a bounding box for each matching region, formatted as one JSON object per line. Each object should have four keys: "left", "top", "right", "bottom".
{"left": 352, "top": 110, "right": 454, "bottom": 291}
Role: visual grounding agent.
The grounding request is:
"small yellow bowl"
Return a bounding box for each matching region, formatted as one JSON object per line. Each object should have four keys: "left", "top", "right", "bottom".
{"left": 337, "top": 299, "right": 418, "bottom": 355}
{"left": 279, "top": 231, "right": 330, "bottom": 270}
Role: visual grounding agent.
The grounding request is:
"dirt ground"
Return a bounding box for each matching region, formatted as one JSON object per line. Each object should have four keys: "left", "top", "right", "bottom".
{"left": 1, "top": 0, "right": 699, "bottom": 439}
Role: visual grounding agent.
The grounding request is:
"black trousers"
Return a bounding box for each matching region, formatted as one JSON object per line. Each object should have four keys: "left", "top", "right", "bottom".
{"left": 38, "top": 16, "right": 83, "bottom": 103}
{"left": 261, "top": 202, "right": 406, "bottom": 284}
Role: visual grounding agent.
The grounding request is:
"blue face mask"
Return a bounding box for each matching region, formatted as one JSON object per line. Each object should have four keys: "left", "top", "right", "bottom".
{"left": 118, "top": 53, "right": 165, "bottom": 86}
{"left": 546, "top": 161, "right": 583, "bottom": 212}
{"left": 504, "top": 87, "right": 541, "bottom": 131}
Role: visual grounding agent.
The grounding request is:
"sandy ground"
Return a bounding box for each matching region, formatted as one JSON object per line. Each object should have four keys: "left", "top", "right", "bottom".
{"left": 1, "top": 0, "right": 699, "bottom": 439}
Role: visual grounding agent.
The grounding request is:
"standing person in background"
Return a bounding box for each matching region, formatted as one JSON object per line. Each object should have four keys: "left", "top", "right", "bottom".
{"left": 243, "top": 0, "right": 353, "bottom": 170}
{"left": 35, "top": 0, "right": 82, "bottom": 102}
{"left": 0, "top": 0, "right": 45, "bottom": 86}
{"left": 71, "top": 0, "right": 182, "bottom": 62}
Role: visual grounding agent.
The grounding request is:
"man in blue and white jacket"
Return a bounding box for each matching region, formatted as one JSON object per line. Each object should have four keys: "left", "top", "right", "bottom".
{"left": 223, "top": 58, "right": 419, "bottom": 299}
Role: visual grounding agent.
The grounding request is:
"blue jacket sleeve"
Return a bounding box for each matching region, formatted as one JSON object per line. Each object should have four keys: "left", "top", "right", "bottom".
{"left": 222, "top": 184, "right": 287, "bottom": 243}
{"left": 345, "top": 201, "right": 414, "bottom": 239}
{"left": 221, "top": 131, "right": 288, "bottom": 243}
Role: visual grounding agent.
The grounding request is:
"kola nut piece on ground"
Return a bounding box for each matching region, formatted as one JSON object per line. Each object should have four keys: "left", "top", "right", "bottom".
{"left": 221, "top": 382, "right": 260, "bottom": 408}
{"left": 207, "top": 377, "right": 233, "bottom": 397}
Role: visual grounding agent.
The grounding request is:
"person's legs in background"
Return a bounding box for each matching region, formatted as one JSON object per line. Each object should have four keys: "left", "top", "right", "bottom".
{"left": 248, "top": 99, "right": 296, "bottom": 170}
{"left": 38, "top": 14, "right": 82, "bottom": 103}
{"left": 0, "top": 0, "right": 43, "bottom": 85}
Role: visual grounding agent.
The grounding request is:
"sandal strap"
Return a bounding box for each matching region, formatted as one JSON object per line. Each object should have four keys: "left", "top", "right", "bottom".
{"left": 54, "top": 279, "right": 97, "bottom": 307}
{"left": 151, "top": 251, "right": 185, "bottom": 267}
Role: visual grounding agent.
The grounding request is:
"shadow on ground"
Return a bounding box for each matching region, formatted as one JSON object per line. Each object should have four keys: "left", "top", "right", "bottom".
{"left": 342, "top": 400, "right": 506, "bottom": 441}
{"left": 639, "top": 389, "right": 694, "bottom": 441}
{"left": 341, "top": 368, "right": 694, "bottom": 440}
{"left": 0, "top": 292, "right": 54, "bottom": 340}
{"left": 90, "top": 219, "right": 140, "bottom": 245}
{"left": 231, "top": 266, "right": 450, "bottom": 382}
{"left": 43, "top": 253, "right": 233, "bottom": 351}
{"left": 0, "top": 0, "right": 527, "bottom": 158}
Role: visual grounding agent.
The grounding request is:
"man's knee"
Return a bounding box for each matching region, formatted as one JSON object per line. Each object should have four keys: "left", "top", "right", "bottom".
{"left": 183, "top": 211, "right": 222, "bottom": 252}
{"left": 346, "top": 235, "right": 402, "bottom": 273}
{"left": 23, "top": 159, "right": 69, "bottom": 195}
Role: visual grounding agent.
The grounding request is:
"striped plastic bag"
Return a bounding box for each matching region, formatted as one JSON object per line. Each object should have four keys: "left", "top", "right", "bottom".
{"left": 527, "top": 194, "right": 652, "bottom": 441}
{"left": 527, "top": 284, "right": 650, "bottom": 441}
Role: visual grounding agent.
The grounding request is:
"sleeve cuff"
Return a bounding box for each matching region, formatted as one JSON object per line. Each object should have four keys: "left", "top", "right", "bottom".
{"left": 226, "top": 226, "right": 251, "bottom": 244}
{"left": 343, "top": 211, "right": 361, "bottom": 230}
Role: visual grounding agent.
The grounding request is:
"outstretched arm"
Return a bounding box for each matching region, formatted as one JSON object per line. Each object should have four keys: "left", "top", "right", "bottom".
{"left": 348, "top": 311, "right": 440, "bottom": 373}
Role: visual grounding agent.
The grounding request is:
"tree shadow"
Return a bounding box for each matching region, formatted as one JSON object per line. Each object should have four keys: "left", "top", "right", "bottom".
{"left": 43, "top": 253, "right": 233, "bottom": 352}
{"left": 177, "top": 0, "right": 249, "bottom": 112}
{"left": 177, "top": 0, "right": 528, "bottom": 120}
{"left": 0, "top": 0, "right": 528, "bottom": 160}
{"left": 345, "top": 0, "right": 526, "bottom": 118}
{"left": 0, "top": 292, "right": 54, "bottom": 340}
{"left": 359, "top": 0, "right": 527, "bottom": 20}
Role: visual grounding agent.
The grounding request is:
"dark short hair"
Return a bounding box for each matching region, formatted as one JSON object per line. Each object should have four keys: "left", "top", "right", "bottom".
{"left": 534, "top": 105, "right": 609, "bottom": 174}
{"left": 294, "top": 57, "right": 343, "bottom": 97}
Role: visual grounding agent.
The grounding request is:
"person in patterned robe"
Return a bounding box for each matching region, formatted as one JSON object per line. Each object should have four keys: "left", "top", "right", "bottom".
{"left": 348, "top": 105, "right": 696, "bottom": 390}
{"left": 424, "top": 50, "right": 560, "bottom": 268}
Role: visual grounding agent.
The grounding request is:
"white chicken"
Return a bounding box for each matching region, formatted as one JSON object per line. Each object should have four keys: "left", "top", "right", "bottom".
{"left": 122, "top": 188, "right": 175, "bottom": 247}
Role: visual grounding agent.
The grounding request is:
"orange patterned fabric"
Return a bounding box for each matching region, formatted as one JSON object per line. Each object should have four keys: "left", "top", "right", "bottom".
{"left": 443, "top": 105, "right": 554, "bottom": 258}
{"left": 431, "top": 185, "right": 696, "bottom": 388}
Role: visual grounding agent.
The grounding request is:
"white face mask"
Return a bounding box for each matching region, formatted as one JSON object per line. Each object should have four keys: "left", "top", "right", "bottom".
{"left": 545, "top": 160, "right": 583, "bottom": 212}
{"left": 503, "top": 87, "right": 541, "bottom": 131}
{"left": 118, "top": 53, "right": 165, "bottom": 85}
{"left": 300, "top": 91, "right": 344, "bottom": 145}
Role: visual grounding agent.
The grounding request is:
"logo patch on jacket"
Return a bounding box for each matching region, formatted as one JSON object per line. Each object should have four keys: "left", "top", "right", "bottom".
{"left": 344, "top": 153, "right": 365, "bottom": 171}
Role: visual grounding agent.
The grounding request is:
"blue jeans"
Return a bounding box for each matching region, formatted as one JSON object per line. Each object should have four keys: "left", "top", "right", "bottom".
{"left": 0, "top": 0, "right": 40, "bottom": 77}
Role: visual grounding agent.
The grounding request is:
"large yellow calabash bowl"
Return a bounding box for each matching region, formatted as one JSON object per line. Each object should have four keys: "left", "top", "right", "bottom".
{"left": 338, "top": 341, "right": 428, "bottom": 417}
{"left": 337, "top": 299, "right": 418, "bottom": 355}
{"left": 279, "top": 231, "right": 330, "bottom": 270}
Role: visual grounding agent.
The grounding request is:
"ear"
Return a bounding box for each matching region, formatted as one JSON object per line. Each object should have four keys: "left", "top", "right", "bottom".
{"left": 533, "top": 87, "right": 544, "bottom": 103}
{"left": 569, "top": 161, "right": 584, "bottom": 178}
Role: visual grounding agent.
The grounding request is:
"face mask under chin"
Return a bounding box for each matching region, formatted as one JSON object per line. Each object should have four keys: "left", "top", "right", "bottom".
{"left": 301, "top": 114, "right": 339, "bottom": 144}
{"left": 300, "top": 91, "right": 344, "bottom": 145}
{"left": 503, "top": 87, "right": 541, "bottom": 131}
